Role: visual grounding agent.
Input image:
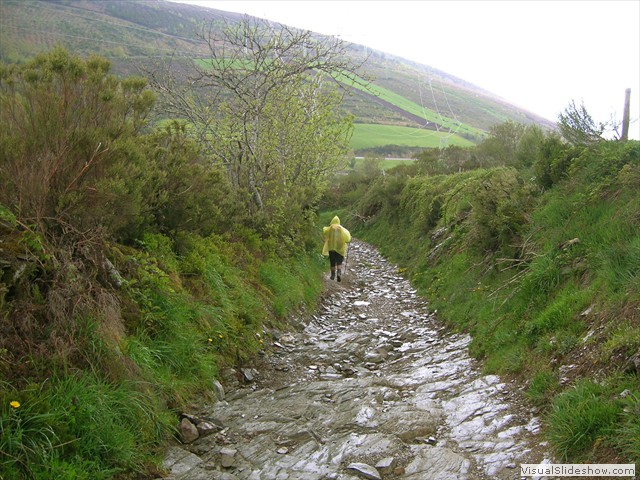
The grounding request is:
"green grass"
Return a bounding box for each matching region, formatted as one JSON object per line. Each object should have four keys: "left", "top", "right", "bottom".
{"left": 334, "top": 71, "right": 484, "bottom": 139}
{"left": 547, "top": 379, "right": 626, "bottom": 461}
{"left": 523, "top": 286, "right": 590, "bottom": 344}
{"left": 157, "top": 118, "right": 473, "bottom": 152}
{"left": 259, "top": 253, "right": 325, "bottom": 319}
{"left": 351, "top": 157, "right": 416, "bottom": 170}
{"left": 1, "top": 374, "right": 174, "bottom": 479}
{"left": 527, "top": 368, "right": 559, "bottom": 405}
{"left": 616, "top": 391, "right": 640, "bottom": 462}
{"left": 601, "top": 322, "right": 640, "bottom": 361}
{"left": 339, "top": 140, "right": 640, "bottom": 465}
{"left": 351, "top": 123, "right": 475, "bottom": 150}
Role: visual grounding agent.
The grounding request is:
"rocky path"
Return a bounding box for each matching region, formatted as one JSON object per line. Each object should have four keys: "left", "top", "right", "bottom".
{"left": 160, "top": 240, "right": 552, "bottom": 480}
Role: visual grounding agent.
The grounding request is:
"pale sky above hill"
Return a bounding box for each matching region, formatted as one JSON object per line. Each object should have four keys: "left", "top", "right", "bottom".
{"left": 169, "top": 0, "right": 640, "bottom": 140}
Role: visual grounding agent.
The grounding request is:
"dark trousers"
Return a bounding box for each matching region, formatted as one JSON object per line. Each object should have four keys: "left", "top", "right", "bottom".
{"left": 328, "top": 250, "right": 344, "bottom": 268}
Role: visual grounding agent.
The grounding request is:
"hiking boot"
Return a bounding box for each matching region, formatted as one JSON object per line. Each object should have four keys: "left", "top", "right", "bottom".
{"left": 337, "top": 273, "right": 341, "bottom": 282}
{"left": 330, "top": 272, "right": 335, "bottom": 280}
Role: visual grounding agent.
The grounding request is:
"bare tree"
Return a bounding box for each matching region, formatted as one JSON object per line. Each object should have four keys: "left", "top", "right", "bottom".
{"left": 147, "top": 16, "right": 369, "bottom": 230}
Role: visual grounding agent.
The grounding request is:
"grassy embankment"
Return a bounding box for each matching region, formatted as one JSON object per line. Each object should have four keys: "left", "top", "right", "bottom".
{"left": 335, "top": 140, "right": 640, "bottom": 465}
{"left": 1, "top": 50, "right": 328, "bottom": 479}
{"left": 0, "top": 221, "right": 326, "bottom": 479}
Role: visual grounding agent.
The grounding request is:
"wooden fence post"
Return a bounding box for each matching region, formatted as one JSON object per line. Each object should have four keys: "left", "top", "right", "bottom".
{"left": 621, "top": 88, "right": 631, "bottom": 142}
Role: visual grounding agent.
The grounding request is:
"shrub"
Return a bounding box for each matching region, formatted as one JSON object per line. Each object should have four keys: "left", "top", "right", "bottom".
{"left": 533, "top": 136, "right": 580, "bottom": 188}
{"left": 143, "top": 122, "right": 241, "bottom": 239}
{"left": 468, "top": 167, "right": 532, "bottom": 254}
{"left": 0, "top": 48, "right": 155, "bottom": 238}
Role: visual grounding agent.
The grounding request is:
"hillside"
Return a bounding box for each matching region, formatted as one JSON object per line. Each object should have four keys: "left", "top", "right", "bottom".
{"left": 329, "top": 138, "right": 640, "bottom": 467}
{"left": 1, "top": 2, "right": 636, "bottom": 477}
{"left": 0, "top": 45, "right": 337, "bottom": 478}
{"left": 0, "top": 0, "right": 557, "bottom": 150}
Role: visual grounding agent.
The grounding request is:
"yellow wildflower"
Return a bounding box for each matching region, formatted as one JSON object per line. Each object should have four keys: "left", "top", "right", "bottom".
{"left": 208, "top": 338, "right": 213, "bottom": 342}
{"left": 10, "top": 401, "right": 20, "bottom": 409}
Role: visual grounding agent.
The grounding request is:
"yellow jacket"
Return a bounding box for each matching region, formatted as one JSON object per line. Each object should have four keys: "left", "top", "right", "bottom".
{"left": 322, "top": 216, "right": 351, "bottom": 257}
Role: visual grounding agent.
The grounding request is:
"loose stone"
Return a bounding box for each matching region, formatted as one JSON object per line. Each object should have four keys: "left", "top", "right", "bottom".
{"left": 346, "top": 462, "right": 382, "bottom": 480}
{"left": 375, "top": 456, "right": 397, "bottom": 474}
{"left": 219, "top": 447, "right": 237, "bottom": 468}
{"left": 212, "top": 380, "right": 225, "bottom": 401}
{"left": 179, "top": 418, "right": 199, "bottom": 444}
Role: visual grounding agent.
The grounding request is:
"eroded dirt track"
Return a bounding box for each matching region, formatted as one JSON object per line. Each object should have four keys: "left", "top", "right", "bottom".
{"left": 160, "top": 240, "right": 552, "bottom": 480}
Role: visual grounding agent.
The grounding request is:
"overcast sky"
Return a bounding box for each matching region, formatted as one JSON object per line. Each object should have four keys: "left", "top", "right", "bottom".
{"left": 170, "top": 0, "right": 639, "bottom": 139}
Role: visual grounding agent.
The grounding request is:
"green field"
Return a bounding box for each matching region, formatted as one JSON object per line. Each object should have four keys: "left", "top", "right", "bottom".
{"left": 335, "top": 72, "right": 485, "bottom": 139}
{"left": 351, "top": 123, "right": 475, "bottom": 150}
{"left": 352, "top": 157, "right": 415, "bottom": 170}
{"left": 189, "top": 61, "right": 481, "bottom": 151}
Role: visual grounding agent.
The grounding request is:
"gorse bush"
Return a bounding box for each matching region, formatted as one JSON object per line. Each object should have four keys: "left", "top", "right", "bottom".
{"left": 1, "top": 49, "right": 226, "bottom": 380}
{"left": 533, "top": 135, "right": 579, "bottom": 188}
{"left": 0, "top": 47, "right": 155, "bottom": 238}
{"left": 143, "top": 122, "right": 243, "bottom": 238}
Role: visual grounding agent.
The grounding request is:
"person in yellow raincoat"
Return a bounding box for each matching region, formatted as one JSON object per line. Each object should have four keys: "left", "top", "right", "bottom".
{"left": 322, "top": 216, "right": 351, "bottom": 282}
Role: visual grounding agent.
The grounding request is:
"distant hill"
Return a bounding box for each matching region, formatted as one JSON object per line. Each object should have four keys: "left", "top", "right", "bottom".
{"left": 0, "top": 0, "right": 558, "bottom": 151}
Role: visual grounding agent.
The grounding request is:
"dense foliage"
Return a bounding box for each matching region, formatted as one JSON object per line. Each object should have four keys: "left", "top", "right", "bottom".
{"left": 330, "top": 126, "right": 639, "bottom": 465}
{"left": 0, "top": 47, "right": 328, "bottom": 479}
